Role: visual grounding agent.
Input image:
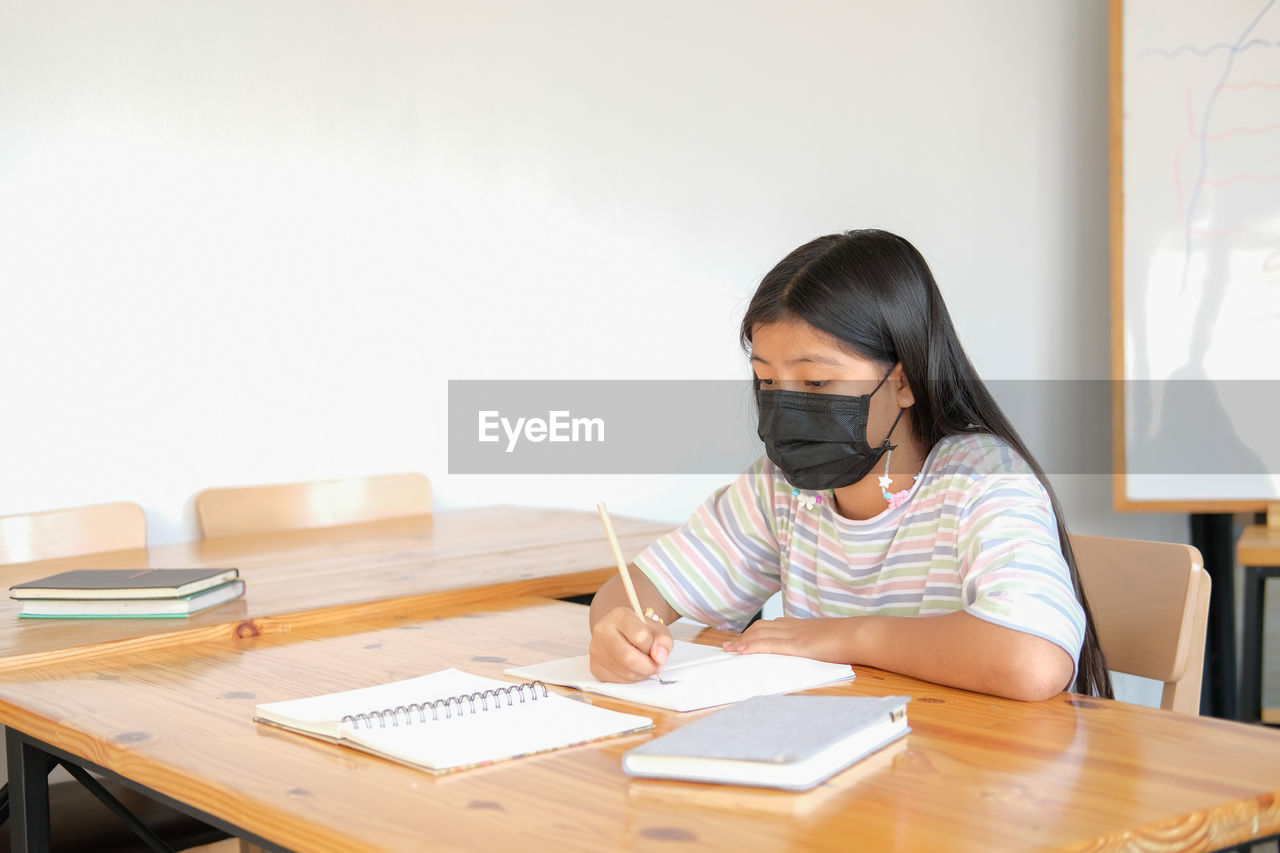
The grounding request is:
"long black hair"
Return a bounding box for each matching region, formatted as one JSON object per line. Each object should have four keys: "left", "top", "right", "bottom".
{"left": 740, "top": 229, "right": 1112, "bottom": 699}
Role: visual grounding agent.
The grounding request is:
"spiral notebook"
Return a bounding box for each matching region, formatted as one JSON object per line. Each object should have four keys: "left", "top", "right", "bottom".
{"left": 254, "top": 669, "right": 654, "bottom": 774}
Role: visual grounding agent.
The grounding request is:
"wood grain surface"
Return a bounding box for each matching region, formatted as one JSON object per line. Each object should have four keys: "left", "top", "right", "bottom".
{"left": 1, "top": 598, "right": 1278, "bottom": 852}
{"left": 0, "top": 507, "right": 672, "bottom": 672}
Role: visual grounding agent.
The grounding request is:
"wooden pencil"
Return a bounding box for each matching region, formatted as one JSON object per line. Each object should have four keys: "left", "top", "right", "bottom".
{"left": 596, "top": 502, "right": 645, "bottom": 619}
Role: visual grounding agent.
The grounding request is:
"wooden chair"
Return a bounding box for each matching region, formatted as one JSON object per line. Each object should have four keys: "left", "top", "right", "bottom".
{"left": 195, "top": 473, "right": 432, "bottom": 539}
{"left": 1071, "top": 534, "right": 1211, "bottom": 715}
{"left": 0, "top": 502, "right": 229, "bottom": 852}
{"left": 0, "top": 502, "right": 146, "bottom": 564}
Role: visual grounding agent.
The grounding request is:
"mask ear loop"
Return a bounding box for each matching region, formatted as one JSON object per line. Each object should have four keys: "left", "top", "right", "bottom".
{"left": 879, "top": 406, "right": 905, "bottom": 450}
{"left": 877, "top": 406, "right": 908, "bottom": 503}
{"left": 867, "top": 364, "right": 896, "bottom": 398}
{"left": 871, "top": 364, "right": 905, "bottom": 459}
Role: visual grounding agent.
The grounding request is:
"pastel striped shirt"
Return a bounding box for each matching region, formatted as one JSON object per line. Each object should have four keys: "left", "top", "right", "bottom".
{"left": 633, "top": 433, "right": 1086, "bottom": 673}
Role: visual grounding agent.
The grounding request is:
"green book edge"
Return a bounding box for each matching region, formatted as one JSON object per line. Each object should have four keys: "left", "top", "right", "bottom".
{"left": 17, "top": 580, "right": 244, "bottom": 619}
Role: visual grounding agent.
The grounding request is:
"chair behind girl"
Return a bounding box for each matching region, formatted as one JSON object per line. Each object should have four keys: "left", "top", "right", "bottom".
{"left": 1071, "top": 534, "right": 1210, "bottom": 715}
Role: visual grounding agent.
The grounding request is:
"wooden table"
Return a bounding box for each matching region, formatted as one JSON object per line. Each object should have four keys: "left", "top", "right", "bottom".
{"left": 3, "top": 597, "right": 1280, "bottom": 852}
{"left": 1240, "top": 523, "right": 1280, "bottom": 725}
{"left": 0, "top": 506, "right": 673, "bottom": 672}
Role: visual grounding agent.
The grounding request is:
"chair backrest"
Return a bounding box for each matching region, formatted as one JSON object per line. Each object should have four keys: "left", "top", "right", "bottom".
{"left": 195, "top": 473, "right": 432, "bottom": 540}
{"left": 0, "top": 502, "right": 148, "bottom": 565}
{"left": 1070, "top": 533, "right": 1210, "bottom": 715}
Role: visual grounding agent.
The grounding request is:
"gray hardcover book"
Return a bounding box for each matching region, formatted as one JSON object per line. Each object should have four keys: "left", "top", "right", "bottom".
{"left": 623, "top": 694, "right": 910, "bottom": 790}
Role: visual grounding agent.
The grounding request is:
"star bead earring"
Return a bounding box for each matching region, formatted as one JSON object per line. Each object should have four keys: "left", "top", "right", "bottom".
{"left": 877, "top": 454, "right": 895, "bottom": 498}
{"left": 878, "top": 449, "right": 919, "bottom": 510}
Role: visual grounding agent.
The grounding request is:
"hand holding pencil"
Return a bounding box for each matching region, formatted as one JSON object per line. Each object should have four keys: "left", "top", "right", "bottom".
{"left": 588, "top": 503, "right": 675, "bottom": 683}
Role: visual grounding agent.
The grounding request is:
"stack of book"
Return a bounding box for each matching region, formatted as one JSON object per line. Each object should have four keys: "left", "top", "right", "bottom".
{"left": 10, "top": 568, "right": 244, "bottom": 619}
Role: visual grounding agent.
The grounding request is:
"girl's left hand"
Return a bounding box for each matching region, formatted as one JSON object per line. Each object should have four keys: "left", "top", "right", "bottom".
{"left": 722, "top": 617, "right": 851, "bottom": 662}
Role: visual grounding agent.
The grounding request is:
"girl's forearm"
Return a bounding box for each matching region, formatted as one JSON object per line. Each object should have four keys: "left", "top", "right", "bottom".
{"left": 845, "top": 611, "right": 1075, "bottom": 702}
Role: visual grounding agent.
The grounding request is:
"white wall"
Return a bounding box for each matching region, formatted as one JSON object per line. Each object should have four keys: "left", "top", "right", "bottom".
{"left": 0, "top": 0, "right": 1187, "bottom": 564}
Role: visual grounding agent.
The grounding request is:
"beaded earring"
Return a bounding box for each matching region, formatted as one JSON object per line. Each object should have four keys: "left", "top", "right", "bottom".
{"left": 877, "top": 448, "right": 919, "bottom": 510}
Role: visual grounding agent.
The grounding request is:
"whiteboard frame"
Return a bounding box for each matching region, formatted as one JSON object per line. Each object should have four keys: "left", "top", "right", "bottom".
{"left": 1110, "top": 0, "right": 1271, "bottom": 513}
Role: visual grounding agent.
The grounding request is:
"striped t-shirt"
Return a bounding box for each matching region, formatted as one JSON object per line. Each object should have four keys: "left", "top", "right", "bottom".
{"left": 633, "top": 432, "right": 1086, "bottom": 673}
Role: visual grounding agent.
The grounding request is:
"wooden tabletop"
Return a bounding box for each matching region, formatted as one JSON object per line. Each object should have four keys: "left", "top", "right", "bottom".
{"left": 1239, "top": 524, "right": 1280, "bottom": 565}
{"left": 1, "top": 597, "right": 1278, "bottom": 852}
{"left": 0, "top": 506, "right": 673, "bottom": 672}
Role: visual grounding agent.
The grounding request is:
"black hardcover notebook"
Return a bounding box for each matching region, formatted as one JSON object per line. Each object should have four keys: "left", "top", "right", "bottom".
{"left": 10, "top": 568, "right": 240, "bottom": 600}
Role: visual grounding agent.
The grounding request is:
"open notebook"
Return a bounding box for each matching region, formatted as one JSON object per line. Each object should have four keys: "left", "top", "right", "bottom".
{"left": 505, "top": 641, "right": 855, "bottom": 712}
{"left": 254, "top": 669, "right": 653, "bottom": 774}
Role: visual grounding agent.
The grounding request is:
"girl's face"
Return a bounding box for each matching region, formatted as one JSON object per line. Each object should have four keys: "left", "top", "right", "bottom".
{"left": 749, "top": 319, "right": 915, "bottom": 446}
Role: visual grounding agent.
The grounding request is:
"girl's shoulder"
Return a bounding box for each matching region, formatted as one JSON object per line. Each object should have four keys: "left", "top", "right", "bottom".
{"left": 926, "top": 432, "right": 1038, "bottom": 481}
{"left": 921, "top": 433, "right": 1056, "bottom": 524}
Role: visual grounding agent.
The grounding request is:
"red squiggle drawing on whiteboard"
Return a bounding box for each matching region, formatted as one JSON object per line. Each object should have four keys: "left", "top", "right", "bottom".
{"left": 1173, "top": 83, "right": 1280, "bottom": 223}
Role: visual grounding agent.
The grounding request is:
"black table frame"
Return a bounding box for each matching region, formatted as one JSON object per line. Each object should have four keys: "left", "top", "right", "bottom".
{"left": 1242, "top": 564, "right": 1280, "bottom": 724}
{"left": 4, "top": 726, "right": 287, "bottom": 853}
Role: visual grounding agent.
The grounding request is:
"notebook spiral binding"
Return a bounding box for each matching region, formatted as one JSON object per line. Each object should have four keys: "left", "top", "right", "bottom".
{"left": 341, "top": 680, "right": 550, "bottom": 730}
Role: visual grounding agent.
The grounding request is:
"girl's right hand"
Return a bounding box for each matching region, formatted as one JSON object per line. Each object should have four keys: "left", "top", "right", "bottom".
{"left": 589, "top": 606, "right": 674, "bottom": 683}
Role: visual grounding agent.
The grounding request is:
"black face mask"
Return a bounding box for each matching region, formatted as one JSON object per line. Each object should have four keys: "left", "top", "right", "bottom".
{"left": 755, "top": 368, "right": 904, "bottom": 491}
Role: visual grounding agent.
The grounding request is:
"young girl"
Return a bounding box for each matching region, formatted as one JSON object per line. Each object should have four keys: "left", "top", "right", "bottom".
{"left": 588, "top": 229, "right": 1111, "bottom": 703}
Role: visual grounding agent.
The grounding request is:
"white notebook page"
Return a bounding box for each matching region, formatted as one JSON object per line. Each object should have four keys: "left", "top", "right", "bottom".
{"left": 344, "top": 692, "right": 652, "bottom": 770}
{"left": 255, "top": 668, "right": 652, "bottom": 771}
{"left": 505, "top": 642, "right": 855, "bottom": 712}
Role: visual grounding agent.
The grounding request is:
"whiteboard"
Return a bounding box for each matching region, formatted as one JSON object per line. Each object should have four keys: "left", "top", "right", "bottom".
{"left": 1114, "top": 0, "right": 1280, "bottom": 511}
